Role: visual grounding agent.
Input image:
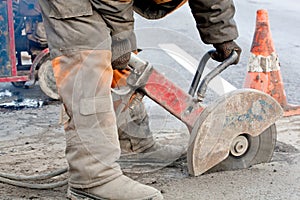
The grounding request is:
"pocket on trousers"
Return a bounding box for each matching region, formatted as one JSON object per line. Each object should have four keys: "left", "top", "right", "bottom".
{"left": 79, "top": 96, "right": 113, "bottom": 116}
{"left": 48, "top": 0, "right": 93, "bottom": 19}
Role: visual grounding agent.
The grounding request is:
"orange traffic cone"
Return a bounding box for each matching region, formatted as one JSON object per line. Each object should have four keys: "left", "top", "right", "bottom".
{"left": 244, "top": 9, "right": 300, "bottom": 117}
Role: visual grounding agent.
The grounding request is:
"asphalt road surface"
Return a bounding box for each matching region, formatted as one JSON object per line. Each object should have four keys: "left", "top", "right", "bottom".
{"left": 0, "top": 0, "right": 299, "bottom": 199}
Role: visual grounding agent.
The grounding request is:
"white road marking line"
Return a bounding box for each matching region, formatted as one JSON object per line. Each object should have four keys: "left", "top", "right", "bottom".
{"left": 158, "top": 43, "right": 237, "bottom": 96}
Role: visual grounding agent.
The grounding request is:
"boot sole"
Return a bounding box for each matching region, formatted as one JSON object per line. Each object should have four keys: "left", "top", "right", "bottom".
{"left": 68, "top": 187, "right": 163, "bottom": 200}
{"left": 68, "top": 188, "right": 107, "bottom": 200}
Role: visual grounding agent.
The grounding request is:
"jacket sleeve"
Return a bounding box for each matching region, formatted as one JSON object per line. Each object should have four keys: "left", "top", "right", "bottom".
{"left": 188, "top": 0, "right": 239, "bottom": 44}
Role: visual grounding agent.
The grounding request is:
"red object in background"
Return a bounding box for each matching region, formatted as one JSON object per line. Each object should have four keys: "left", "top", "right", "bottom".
{"left": 0, "top": 0, "right": 30, "bottom": 83}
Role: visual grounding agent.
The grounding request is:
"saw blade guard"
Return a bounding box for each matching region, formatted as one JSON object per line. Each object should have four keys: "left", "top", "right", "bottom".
{"left": 187, "top": 89, "right": 283, "bottom": 176}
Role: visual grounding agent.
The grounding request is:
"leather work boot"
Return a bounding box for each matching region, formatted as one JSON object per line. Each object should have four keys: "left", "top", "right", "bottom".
{"left": 52, "top": 50, "right": 163, "bottom": 200}
{"left": 112, "top": 73, "right": 188, "bottom": 173}
{"left": 68, "top": 175, "right": 162, "bottom": 200}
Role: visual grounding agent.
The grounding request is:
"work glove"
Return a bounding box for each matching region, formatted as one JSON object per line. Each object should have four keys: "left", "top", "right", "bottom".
{"left": 111, "top": 39, "right": 131, "bottom": 70}
{"left": 211, "top": 41, "right": 242, "bottom": 64}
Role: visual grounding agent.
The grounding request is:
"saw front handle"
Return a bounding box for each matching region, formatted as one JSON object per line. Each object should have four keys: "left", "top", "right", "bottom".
{"left": 189, "top": 50, "right": 239, "bottom": 101}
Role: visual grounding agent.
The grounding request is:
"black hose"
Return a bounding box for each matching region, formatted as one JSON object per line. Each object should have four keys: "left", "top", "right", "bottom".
{"left": 0, "top": 176, "right": 68, "bottom": 189}
{"left": 0, "top": 168, "right": 68, "bottom": 189}
{"left": 0, "top": 167, "right": 68, "bottom": 181}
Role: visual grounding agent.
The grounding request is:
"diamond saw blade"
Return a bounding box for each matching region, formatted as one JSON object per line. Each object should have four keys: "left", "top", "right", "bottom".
{"left": 207, "top": 124, "right": 277, "bottom": 173}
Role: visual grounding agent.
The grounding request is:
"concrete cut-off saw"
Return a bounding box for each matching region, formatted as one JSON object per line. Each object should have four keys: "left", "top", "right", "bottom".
{"left": 38, "top": 50, "right": 283, "bottom": 176}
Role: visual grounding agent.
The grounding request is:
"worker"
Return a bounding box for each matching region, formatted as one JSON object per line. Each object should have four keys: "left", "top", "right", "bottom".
{"left": 38, "top": 0, "right": 241, "bottom": 199}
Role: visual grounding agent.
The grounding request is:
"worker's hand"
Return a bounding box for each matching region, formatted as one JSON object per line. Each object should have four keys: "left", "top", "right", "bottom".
{"left": 211, "top": 41, "right": 242, "bottom": 64}
{"left": 111, "top": 39, "right": 131, "bottom": 70}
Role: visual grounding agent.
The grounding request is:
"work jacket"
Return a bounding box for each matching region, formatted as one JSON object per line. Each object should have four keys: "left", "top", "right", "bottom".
{"left": 39, "top": 0, "right": 238, "bottom": 58}
{"left": 133, "top": 0, "right": 238, "bottom": 44}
